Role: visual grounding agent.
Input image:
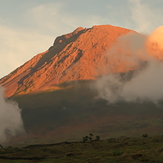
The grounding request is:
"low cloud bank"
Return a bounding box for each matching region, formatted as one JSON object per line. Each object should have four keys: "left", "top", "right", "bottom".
{"left": 93, "top": 26, "right": 163, "bottom": 103}
{"left": 0, "top": 87, "right": 24, "bottom": 144}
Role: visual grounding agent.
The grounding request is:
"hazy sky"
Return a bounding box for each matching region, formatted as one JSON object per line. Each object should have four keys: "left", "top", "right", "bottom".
{"left": 0, "top": 0, "right": 163, "bottom": 78}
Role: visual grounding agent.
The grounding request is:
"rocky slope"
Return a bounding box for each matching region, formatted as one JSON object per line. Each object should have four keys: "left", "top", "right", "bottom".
{"left": 0, "top": 25, "right": 134, "bottom": 97}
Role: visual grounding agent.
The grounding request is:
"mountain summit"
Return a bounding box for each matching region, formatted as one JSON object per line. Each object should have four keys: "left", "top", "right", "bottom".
{"left": 0, "top": 25, "right": 133, "bottom": 97}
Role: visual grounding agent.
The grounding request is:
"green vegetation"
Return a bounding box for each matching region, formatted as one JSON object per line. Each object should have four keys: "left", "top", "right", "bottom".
{"left": 83, "top": 133, "right": 100, "bottom": 142}
{"left": 1, "top": 135, "right": 163, "bottom": 162}
{"left": 9, "top": 80, "right": 163, "bottom": 145}
{"left": 142, "top": 133, "right": 148, "bottom": 138}
{"left": 3, "top": 80, "right": 163, "bottom": 162}
{"left": 95, "top": 135, "right": 100, "bottom": 141}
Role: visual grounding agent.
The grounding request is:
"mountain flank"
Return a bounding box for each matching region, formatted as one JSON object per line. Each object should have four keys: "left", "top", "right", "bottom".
{"left": 0, "top": 25, "right": 134, "bottom": 97}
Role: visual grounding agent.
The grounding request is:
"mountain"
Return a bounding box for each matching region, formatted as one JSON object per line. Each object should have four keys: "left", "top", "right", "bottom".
{"left": 2, "top": 24, "right": 163, "bottom": 146}
{"left": 0, "top": 25, "right": 133, "bottom": 97}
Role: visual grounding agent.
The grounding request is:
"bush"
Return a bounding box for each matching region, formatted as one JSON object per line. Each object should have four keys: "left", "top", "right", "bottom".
{"left": 83, "top": 136, "right": 89, "bottom": 143}
{"left": 82, "top": 133, "right": 101, "bottom": 142}
{"left": 95, "top": 135, "right": 100, "bottom": 141}
{"left": 142, "top": 133, "right": 148, "bottom": 138}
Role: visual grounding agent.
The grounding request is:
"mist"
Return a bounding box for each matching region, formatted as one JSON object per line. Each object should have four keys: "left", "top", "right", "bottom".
{"left": 93, "top": 26, "right": 163, "bottom": 103}
{"left": 0, "top": 87, "right": 24, "bottom": 144}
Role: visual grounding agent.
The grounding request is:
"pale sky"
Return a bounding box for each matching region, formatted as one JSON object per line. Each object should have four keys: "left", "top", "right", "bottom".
{"left": 0, "top": 0, "right": 163, "bottom": 78}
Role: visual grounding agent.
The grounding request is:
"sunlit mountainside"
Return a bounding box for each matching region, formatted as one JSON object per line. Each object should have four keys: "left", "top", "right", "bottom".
{"left": 0, "top": 25, "right": 133, "bottom": 97}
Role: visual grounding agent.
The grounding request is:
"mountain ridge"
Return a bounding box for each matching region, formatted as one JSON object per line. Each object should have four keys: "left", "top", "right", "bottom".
{"left": 0, "top": 24, "right": 134, "bottom": 97}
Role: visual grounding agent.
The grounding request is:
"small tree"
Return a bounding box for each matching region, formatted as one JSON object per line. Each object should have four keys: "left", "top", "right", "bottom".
{"left": 95, "top": 135, "right": 100, "bottom": 141}
{"left": 89, "top": 133, "right": 93, "bottom": 141}
{"left": 142, "top": 133, "right": 148, "bottom": 138}
{"left": 83, "top": 136, "right": 89, "bottom": 143}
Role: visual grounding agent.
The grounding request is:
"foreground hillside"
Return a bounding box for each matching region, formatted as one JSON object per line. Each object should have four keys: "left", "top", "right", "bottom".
{"left": 1, "top": 136, "right": 163, "bottom": 163}
{"left": 7, "top": 80, "right": 163, "bottom": 146}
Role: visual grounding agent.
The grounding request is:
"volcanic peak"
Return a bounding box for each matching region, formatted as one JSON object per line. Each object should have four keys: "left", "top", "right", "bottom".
{"left": 0, "top": 24, "right": 133, "bottom": 97}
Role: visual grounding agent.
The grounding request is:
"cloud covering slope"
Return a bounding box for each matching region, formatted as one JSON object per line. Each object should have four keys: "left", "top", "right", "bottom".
{"left": 93, "top": 26, "right": 163, "bottom": 103}
{"left": 0, "top": 87, "right": 24, "bottom": 143}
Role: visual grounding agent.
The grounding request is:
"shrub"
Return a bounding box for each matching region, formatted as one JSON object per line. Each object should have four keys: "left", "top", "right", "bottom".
{"left": 82, "top": 133, "right": 100, "bottom": 142}
{"left": 142, "top": 133, "right": 148, "bottom": 138}
{"left": 83, "top": 136, "right": 89, "bottom": 143}
{"left": 95, "top": 135, "right": 100, "bottom": 141}
{"left": 89, "top": 133, "right": 93, "bottom": 141}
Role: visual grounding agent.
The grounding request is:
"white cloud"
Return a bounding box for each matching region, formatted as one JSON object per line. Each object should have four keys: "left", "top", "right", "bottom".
{"left": 129, "top": 0, "right": 151, "bottom": 32}
{"left": 92, "top": 31, "right": 163, "bottom": 103}
{"left": 129, "top": 0, "right": 163, "bottom": 33}
{"left": 29, "top": 3, "right": 66, "bottom": 33}
{"left": 0, "top": 87, "right": 24, "bottom": 143}
{"left": 28, "top": 3, "right": 113, "bottom": 36}
{"left": 0, "top": 25, "right": 53, "bottom": 77}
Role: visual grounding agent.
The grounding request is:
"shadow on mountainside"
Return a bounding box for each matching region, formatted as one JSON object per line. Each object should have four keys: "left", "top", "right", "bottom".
{"left": 18, "top": 28, "right": 86, "bottom": 85}
{"left": 10, "top": 79, "right": 163, "bottom": 145}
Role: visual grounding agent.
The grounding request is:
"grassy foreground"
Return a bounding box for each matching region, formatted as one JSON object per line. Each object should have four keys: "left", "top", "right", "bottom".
{"left": 1, "top": 136, "right": 163, "bottom": 163}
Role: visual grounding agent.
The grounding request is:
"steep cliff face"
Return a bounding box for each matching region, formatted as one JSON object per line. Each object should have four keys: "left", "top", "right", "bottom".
{"left": 0, "top": 25, "right": 134, "bottom": 97}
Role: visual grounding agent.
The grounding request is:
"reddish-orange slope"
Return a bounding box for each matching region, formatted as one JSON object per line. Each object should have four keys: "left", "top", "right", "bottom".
{"left": 0, "top": 25, "right": 135, "bottom": 97}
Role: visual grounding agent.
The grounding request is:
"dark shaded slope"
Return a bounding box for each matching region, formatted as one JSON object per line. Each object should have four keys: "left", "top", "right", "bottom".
{"left": 10, "top": 80, "right": 163, "bottom": 145}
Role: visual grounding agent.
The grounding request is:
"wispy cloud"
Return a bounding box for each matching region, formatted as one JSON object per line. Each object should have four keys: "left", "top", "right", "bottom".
{"left": 0, "top": 87, "right": 24, "bottom": 143}
{"left": 129, "top": 0, "right": 151, "bottom": 32}
{"left": 92, "top": 31, "right": 163, "bottom": 103}
{"left": 0, "top": 25, "right": 53, "bottom": 77}
{"left": 128, "top": 0, "right": 163, "bottom": 33}
{"left": 28, "top": 2, "right": 112, "bottom": 36}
